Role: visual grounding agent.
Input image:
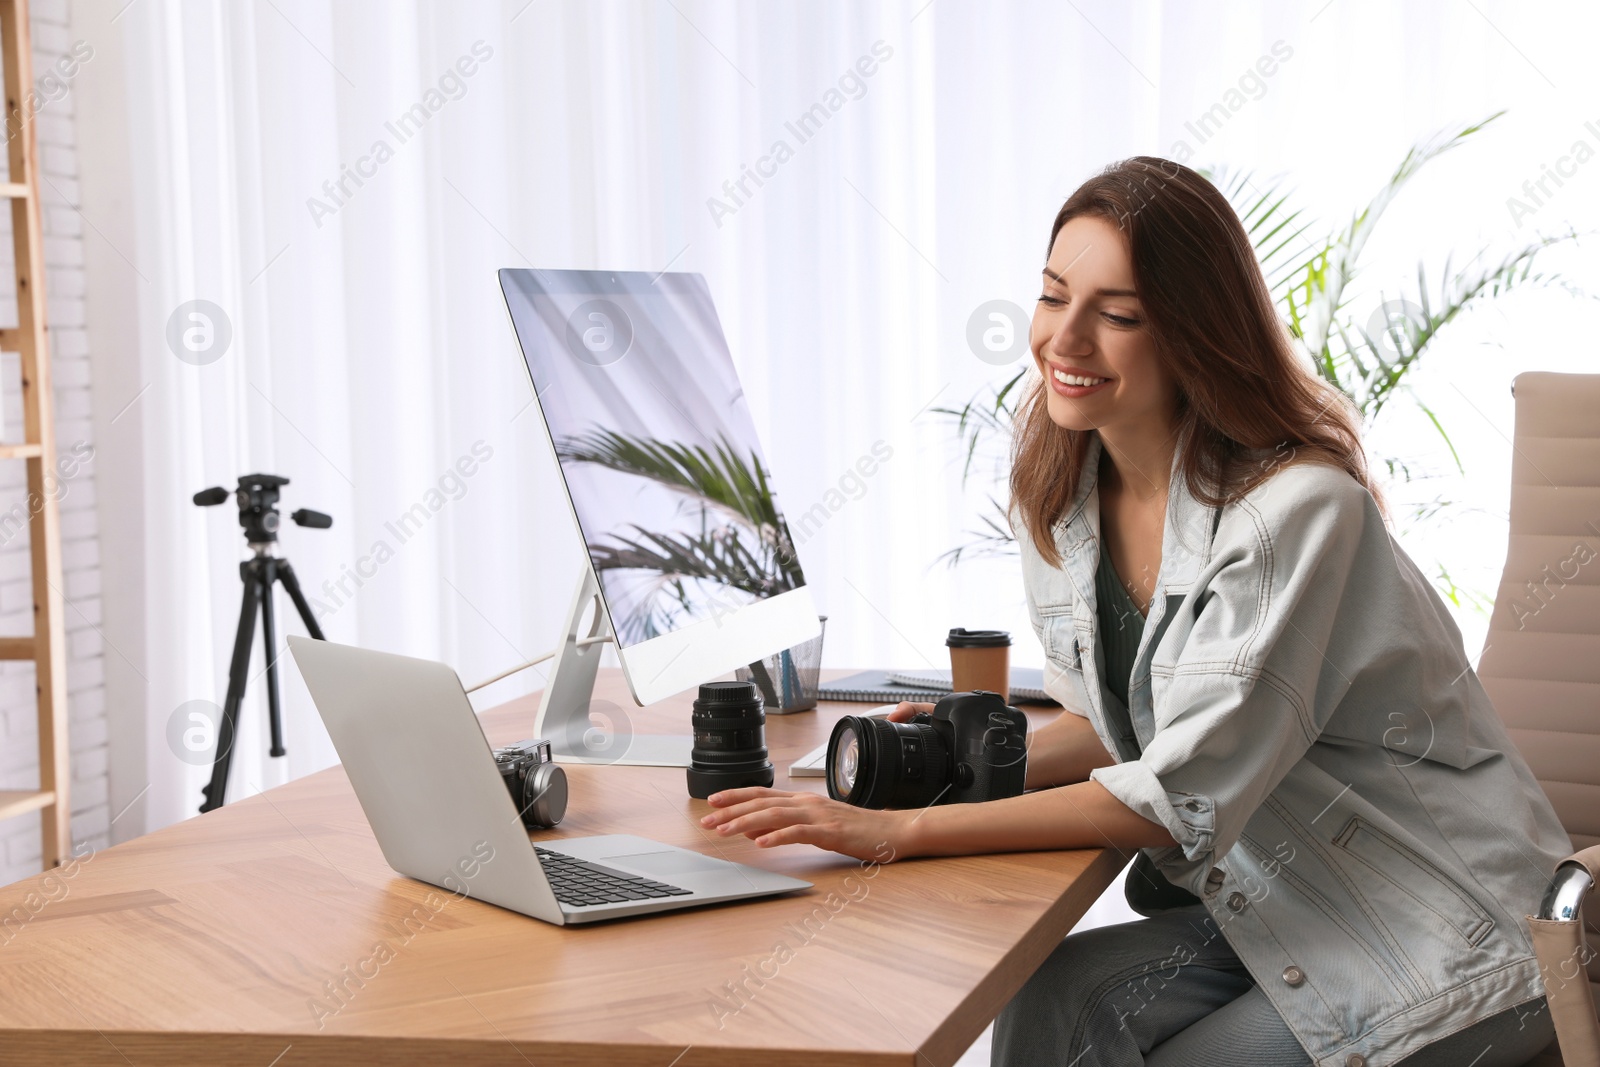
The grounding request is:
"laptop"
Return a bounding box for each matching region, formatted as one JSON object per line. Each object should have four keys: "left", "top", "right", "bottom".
{"left": 288, "top": 635, "right": 812, "bottom": 925}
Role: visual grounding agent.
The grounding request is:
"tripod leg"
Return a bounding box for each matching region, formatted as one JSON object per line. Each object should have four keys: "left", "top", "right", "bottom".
{"left": 201, "top": 560, "right": 263, "bottom": 813}
{"left": 274, "top": 559, "right": 325, "bottom": 640}
{"left": 259, "top": 559, "right": 286, "bottom": 758}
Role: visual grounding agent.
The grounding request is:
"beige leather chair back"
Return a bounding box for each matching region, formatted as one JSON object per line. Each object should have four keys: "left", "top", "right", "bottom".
{"left": 1477, "top": 372, "right": 1600, "bottom": 1065}
{"left": 1479, "top": 371, "right": 1600, "bottom": 861}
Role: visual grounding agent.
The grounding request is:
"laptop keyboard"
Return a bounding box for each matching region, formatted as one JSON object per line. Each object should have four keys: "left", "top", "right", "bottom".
{"left": 534, "top": 846, "right": 693, "bottom": 907}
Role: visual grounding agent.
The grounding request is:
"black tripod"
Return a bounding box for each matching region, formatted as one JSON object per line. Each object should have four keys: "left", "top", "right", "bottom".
{"left": 195, "top": 475, "right": 331, "bottom": 813}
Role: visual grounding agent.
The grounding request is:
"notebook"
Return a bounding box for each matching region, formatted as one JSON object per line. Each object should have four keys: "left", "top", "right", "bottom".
{"left": 816, "top": 668, "right": 1057, "bottom": 706}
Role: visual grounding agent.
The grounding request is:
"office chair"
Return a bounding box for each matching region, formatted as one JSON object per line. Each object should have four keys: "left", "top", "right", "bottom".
{"left": 1477, "top": 372, "right": 1600, "bottom": 1067}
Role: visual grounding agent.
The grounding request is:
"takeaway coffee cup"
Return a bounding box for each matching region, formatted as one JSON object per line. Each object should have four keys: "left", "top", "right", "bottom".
{"left": 946, "top": 628, "right": 1012, "bottom": 703}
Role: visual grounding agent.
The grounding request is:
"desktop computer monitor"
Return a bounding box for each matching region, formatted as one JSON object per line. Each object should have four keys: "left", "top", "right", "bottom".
{"left": 498, "top": 269, "right": 821, "bottom": 733}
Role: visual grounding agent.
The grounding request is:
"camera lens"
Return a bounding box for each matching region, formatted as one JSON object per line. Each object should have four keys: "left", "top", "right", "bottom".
{"left": 519, "top": 761, "right": 567, "bottom": 828}
{"left": 685, "top": 680, "right": 774, "bottom": 799}
{"left": 830, "top": 724, "right": 861, "bottom": 798}
{"left": 825, "top": 714, "right": 949, "bottom": 809}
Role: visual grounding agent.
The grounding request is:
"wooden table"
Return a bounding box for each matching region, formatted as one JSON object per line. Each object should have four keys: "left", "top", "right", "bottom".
{"left": 0, "top": 669, "right": 1127, "bottom": 1066}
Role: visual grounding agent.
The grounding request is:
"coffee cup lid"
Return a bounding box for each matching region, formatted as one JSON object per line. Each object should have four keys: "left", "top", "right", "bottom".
{"left": 946, "top": 627, "right": 1011, "bottom": 648}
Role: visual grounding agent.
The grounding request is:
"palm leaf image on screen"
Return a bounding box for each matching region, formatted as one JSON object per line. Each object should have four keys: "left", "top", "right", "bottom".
{"left": 556, "top": 427, "right": 802, "bottom": 644}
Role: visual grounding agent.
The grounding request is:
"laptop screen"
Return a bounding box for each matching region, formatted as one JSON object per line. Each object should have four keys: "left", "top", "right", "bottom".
{"left": 499, "top": 269, "right": 808, "bottom": 649}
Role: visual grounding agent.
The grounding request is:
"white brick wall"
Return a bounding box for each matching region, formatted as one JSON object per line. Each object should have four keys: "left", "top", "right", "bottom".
{"left": 0, "top": 1, "right": 106, "bottom": 885}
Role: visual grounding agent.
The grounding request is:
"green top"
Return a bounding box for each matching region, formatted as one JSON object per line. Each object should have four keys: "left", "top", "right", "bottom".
{"left": 1095, "top": 543, "right": 1146, "bottom": 754}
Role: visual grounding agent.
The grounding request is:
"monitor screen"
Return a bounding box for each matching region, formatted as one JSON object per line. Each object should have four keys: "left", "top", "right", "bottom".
{"left": 499, "top": 269, "right": 807, "bottom": 649}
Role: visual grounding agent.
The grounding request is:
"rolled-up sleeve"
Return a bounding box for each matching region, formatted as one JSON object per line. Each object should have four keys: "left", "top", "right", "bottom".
{"left": 1090, "top": 467, "right": 1374, "bottom": 882}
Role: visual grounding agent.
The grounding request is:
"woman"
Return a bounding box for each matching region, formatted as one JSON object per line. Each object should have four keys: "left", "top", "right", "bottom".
{"left": 700, "top": 157, "right": 1569, "bottom": 1066}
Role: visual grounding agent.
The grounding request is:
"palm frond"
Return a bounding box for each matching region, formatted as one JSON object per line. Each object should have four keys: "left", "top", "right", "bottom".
{"left": 1335, "top": 227, "right": 1585, "bottom": 424}
{"left": 555, "top": 428, "right": 806, "bottom": 635}
{"left": 1411, "top": 394, "right": 1464, "bottom": 476}
{"left": 557, "top": 427, "right": 802, "bottom": 586}
{"left": 1205, "top": 166, "right": 1323, "bottom": 312}
{"left": 589, "top": 520, "right": 799, "bottom": 643}
{"left": 1299, "top": 110, "right": 1507, "bottom": 359}
{"left": 932, "top": 495, "right": 1019, "bottom": 568}
{"left": 929, "top": 367, "right": 1028, "bottom": 485}
{"left": 557, "top": 428, "right": 768, "bottom": 528}
{"left": 1433, "top": 562, "right": 1496, "bottom": 617}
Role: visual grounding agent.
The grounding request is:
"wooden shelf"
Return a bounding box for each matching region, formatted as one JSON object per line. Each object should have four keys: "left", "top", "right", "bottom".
{"left": 0, "top": 0, "right": 73, "bottom": 871}
{"left": 0, "top": 635, "right": 34, "bottom": 659}
{"left": 0, "top": 790, "right": 53, "bottom": 822}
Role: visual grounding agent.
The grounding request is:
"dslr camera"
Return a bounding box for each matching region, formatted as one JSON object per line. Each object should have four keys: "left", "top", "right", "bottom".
{"left": 494, "top": 738, "right": 568, "bottom": 829}
{"left": 825, "top": 690, "right": 1028, "bottom": 809}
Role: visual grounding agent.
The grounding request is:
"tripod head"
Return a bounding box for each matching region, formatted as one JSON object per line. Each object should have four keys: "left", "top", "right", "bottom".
{"left": 194, "top": 473, "right": 332, "bottom": 547}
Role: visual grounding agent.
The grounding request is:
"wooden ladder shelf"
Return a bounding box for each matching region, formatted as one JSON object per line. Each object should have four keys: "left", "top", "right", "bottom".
{"left": 0, "top": 0, "right": 72, "bottom": 870}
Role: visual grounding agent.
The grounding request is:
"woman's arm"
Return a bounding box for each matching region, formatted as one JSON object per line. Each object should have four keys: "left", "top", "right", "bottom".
{"left": 700, "top": 777, "right": 1174, "bottom": 862}
{"left": 1024, "top": 709, "right": 1118, "bottom": 788}
{"left": 905, "top": 778, "right": 1175, "bottom": 855}
{"left": 698, "top": 702, "right": 1161, "bottom": 862}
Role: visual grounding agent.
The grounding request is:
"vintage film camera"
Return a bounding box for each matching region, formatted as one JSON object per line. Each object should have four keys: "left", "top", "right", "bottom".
{"left": 494, "top": 738, "right": 568, "bottom": 829}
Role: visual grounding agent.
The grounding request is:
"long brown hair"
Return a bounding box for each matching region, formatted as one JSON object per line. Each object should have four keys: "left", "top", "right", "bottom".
{"left": 1010, "top": 156, "right": 1383, "bottom": 567}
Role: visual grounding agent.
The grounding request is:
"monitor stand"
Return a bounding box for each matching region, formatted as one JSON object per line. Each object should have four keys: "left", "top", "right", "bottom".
{"left": 534, "top": 568, "right": 694, "bottom": 767}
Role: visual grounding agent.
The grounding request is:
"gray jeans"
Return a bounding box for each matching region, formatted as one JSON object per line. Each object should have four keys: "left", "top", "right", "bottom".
{"left": 992, "top": 905, "right": 1556, "bottom": 1066}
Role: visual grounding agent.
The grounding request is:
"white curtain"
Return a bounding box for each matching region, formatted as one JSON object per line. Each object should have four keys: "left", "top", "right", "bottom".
{"left": 72, "top": 0, "right": 1600, "bottom": 842}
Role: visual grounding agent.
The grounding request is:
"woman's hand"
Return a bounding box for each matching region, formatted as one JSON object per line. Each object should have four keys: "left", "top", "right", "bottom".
{"left": 700, "top": 787, "right": 915, "bottom": 863}
{"left": 886, "top": 701, "right": 934, "bottom": 721}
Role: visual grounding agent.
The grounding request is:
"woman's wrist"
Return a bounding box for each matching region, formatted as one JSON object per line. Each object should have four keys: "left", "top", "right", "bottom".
{"left": 891, "top": 802, "right": 983, "bottom": 858}
{"left": 885, "top": 805, "right": 933, "bottom": 860}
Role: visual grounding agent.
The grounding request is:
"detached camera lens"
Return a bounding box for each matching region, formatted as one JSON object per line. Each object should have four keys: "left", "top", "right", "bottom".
{"left": 685, "top": 680, "right": 774, "bottom": 799}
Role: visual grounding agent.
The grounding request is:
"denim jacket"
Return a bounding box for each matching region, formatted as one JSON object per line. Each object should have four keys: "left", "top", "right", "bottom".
{"left": 1016, "top": 432, "right": 1571, "bottom": 1067}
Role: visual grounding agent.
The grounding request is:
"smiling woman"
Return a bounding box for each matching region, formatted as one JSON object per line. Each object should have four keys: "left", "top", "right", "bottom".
{"left": 702, "top": 157, "right": 1570, "bottom": 1067}
{"left": 994, "top": 159, "right": 1568, "bottom": 1067}
{"left": 1010, "top": 158, "right": 1382, "bottom": 581}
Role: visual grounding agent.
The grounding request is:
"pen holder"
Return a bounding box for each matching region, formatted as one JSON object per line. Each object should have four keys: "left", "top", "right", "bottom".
{"left": 736, "top": 615, "right": 827, "bottom": 714}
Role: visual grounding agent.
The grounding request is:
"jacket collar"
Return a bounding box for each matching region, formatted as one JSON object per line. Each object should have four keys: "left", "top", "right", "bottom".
{"left": 1054, "top": 430, "right": 1218, "bottom": 601}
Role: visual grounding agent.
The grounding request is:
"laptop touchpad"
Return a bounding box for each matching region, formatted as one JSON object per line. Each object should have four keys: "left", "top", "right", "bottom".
{"left": 607, "top": 850, "right": 729, "bottom": 876}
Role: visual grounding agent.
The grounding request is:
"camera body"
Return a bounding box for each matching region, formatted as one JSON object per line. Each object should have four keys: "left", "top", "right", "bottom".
{"left": 825, "top": 690, "right": 1027, "bottom": 810}
{"left": 494, "top": 738, "right": 568, "bottom": 829}
{"left": 926, "top": 690, "right": 1029, "bottom": 804}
